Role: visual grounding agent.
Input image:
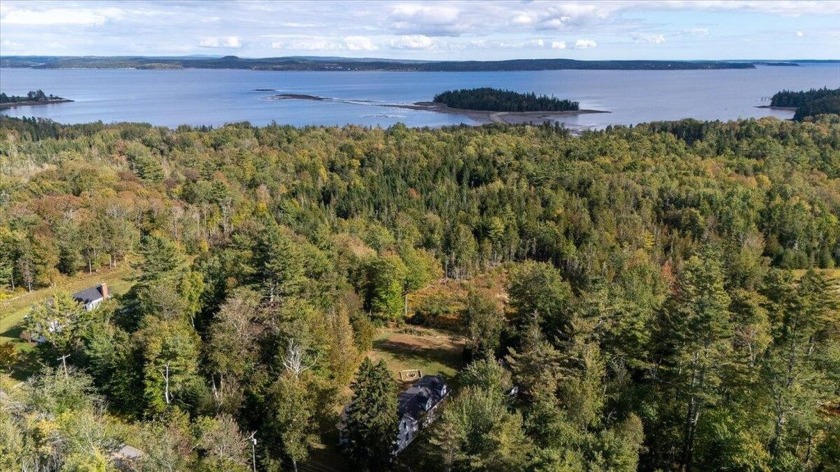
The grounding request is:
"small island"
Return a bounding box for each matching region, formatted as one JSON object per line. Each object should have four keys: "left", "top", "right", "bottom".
{"left": 432, "top": 87, "right": 579, "bottom": 112}
{"left": 765, "top": 87, "right": 840, "bottom": 121}
{"left": 0, "top": 90, "right": 73, "bottom": 109}
{"left": 266, "top": 87, "right": 606, "bottom": 126}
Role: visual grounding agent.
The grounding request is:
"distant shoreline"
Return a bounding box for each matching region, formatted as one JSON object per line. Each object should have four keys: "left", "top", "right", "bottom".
{"left": 755, "top": 105, "right": 798, "bottom": 111}
{"left": 272, "top": 93, "right": 608, "bottom": 125}
{"left": 1, "top": 56, "right": 760, "bottom": 72}
{"left": 0, "top": 98, "right": 73, "bottom": 110}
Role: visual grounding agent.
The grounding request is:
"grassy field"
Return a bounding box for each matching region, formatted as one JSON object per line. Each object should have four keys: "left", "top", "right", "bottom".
{"left": 370, "top": 326, "right": 465, "bottom": 383}
{"left": 0, "top": 264, "right": 136, "bottom": 345}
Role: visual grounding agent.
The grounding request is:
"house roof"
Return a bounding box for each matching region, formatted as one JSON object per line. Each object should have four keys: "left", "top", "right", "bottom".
{"left": 72, "top": 285, "right": 105, "bottom": 304}
{"left": 397, "top": 375, "right": 446, "bottom": 420}
{"left": 114, "top": 445, "right": 144, "bottom": 459}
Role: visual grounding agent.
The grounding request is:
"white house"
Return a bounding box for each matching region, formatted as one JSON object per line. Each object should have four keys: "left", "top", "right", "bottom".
{"left": 72, "top": 283, "right": 110, "bottom": 311}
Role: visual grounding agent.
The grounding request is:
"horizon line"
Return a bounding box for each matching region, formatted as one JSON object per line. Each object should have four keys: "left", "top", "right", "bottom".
{"left": 2, "top": 55, "right": 839, "bottom": 62}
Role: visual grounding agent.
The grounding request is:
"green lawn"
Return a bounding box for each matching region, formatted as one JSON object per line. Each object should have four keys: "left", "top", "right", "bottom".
{"left": 0, "top": 264, "right": 135, "bottom": 345}
{"left": 370, "top": 326, "right": 465, "bottom": 383}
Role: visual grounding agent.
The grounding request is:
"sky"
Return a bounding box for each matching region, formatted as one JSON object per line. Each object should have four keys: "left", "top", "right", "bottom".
{"left": 1, "top": 1, "right": 838, "bottom": 61}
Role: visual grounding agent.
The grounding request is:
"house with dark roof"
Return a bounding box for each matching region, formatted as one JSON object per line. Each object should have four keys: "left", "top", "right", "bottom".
{"left": 72, "top": 283, "right": 110, "bottom": 311}
{"left": 338, "top": 374, "right": 449, "bottom": 455}
{"left": 395, "top": 375, "right": 448, "bottom": 453}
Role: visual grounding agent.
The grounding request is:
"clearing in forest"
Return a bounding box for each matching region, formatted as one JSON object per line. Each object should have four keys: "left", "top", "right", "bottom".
{"left": 370, "top": 326, "right": 465, "bottom": 382}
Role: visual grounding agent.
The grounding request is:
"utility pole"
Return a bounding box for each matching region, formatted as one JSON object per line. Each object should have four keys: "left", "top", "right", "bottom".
{"left": 246, "top": 431, "right": 257, "bottom": 472}
{"left": 57, "top": 353, "right": 70, "bottom": 378}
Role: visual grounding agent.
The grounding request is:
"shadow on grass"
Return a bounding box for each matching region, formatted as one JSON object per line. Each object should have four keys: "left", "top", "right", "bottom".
{"left": 373, "top": 338, "right": 463, "bottom": 373}
{"left": 9, "top": 346, "right": 40, "bottom": 381}
{"left": 0, "top": 326, "right": 40, "bottom": 381}
{"left": 1, "top": 324, "right": 24, "bottom": 341}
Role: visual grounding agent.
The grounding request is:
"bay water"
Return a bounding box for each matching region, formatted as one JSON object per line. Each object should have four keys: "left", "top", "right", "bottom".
{"left": 1, "top": 64, "right": 838, "bottom": 129}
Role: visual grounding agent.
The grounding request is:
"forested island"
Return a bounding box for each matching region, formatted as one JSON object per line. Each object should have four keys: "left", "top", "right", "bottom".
{"left": 770, "top": 87, "right": 840, "bottom": 121}
{"left": 0, "top": 89, "right": 72, "bottom": 109}
{"left": 267, "top": 89, "right": 600, "bottom": 125}
{"left": 0, "top": 115, "right": 838, "bottom": 471}
{"left": 0, "top": 55, "right": 758, "bottom": 71}
{"left": 433, "top": 87, "right": 579, "bottom": 112}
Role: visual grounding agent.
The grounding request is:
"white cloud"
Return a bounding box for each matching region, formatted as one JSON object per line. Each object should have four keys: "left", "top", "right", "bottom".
{"left": 467, "top": 38, "right": 550, "bottom": 50}
{"left": 574, "top": 39, "right": 597, "bottom": 49}
{"left": 269, "top": 35, "right": 378, "bottom": 52}
{"left": 271, "top": 38, "right": 341, "bottom": 51}
{"left": 512, "top": 13, "right": 534, "bottom": 25}
{"left": 390, "top": 4, "right": 460, "bottom": 24}
{"left": 633, "top": 33, "right": 666, "bottom": 44}
{"left": 526, "top": 3, "right": 613, "bottom": 30}
{"left": 278, "top": 22, "right": 319, "bottom": 28}
{"left": 199, "top": 36, "right": 242, "bottom": 48}
{"left": 344, "top": 36, "right": 377, "bottom": 51}
{"left": 551, "top": 40, "right": 567, "bottom": 49}
{"left": 1, "top": 6, "right": 124, "bottom": 26}
{"left": 689, "top": 28, "right": 709, "bottom": 36}
{"left": 389, "top": 3, "right": 465, "bottom": 35}
{"left": 795, "top": 31, "right": 804, "bottom": 37}
{"left": 391, "top": 35, "right": 436, "bottom": 49}
{"left": 665, "top": 1, "right": 839, "bottom": 16}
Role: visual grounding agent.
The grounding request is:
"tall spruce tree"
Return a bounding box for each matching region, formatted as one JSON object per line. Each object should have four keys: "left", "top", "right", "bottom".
{"left": 761, "top": 270, "right": 840, "bottom": 469}
{"left": 654, "top": 249, "right": 733, "bottom": 471}
{"left": 343, "top": 358, "right": 397, "bottom": 471}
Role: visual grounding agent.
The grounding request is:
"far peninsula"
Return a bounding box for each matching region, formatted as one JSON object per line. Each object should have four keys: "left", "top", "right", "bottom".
{"left": 0, "top": 90, "right": 73, "bottom": 110}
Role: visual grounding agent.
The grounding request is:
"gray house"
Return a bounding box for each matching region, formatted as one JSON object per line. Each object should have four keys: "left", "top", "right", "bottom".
{"left": 72, "top": 283, "right": 110, "bottom": 311}
{"left": 395, "top": 375, "right": 448, "bottom": 453}
{"left": 339, "top": 374, "right": 449, "bottom": 455}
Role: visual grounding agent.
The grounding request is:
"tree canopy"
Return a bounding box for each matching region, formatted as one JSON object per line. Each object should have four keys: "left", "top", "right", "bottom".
{"left": 0, "top": 114, "right": 839, "bottom": 471}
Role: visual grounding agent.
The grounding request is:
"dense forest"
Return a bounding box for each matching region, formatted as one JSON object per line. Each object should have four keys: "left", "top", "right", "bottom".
{"left": 770, "top": 87, "right": 840, "bottom": 121}
{"left": 0, "top": 114, "right": 839, "bottom": 471}
{"left": 433, "top": 88, "right": 579, "bottom": 112}
{"left": 0, "top": 55, "right": 757, "bottom": 71}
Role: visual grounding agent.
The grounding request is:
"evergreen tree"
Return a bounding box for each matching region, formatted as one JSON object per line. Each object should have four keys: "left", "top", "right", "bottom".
{"left": 343, "top": 358, "right": 397, "bottom": 471}
{"left": 431, "top": 386, "right": 532, "bottom": 472}
{"left": 255, "top": 223, "right": 305, "bottom": 303}
{"left": 653, "top": 250, "right": 733, "bottom": 471}
{"left": 761, "top": 270, "right": 840, "bottom": 469}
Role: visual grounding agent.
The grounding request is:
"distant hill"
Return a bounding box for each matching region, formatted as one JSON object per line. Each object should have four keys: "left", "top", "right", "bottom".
{"left": 0, "top": 55, "right": 757, "bottom": 71}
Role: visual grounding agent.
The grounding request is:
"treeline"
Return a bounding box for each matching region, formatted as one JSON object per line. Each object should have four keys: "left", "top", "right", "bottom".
{"left": 770, "top": 87, "right": 840, "bottom": 121}
{"left": 771, "top": 87, "right": 840, "bottom": 107}
{"left": 0, "top": 55, "right": 757, "bottom": 71}
{"left": 433, "top": 87, "right": 579, "bottom": 112}
{"left": 0, "top": 89, "right": 59, "bottom": 103}
{"left": 0, "top": 115, "right": 839, "bottom": 471}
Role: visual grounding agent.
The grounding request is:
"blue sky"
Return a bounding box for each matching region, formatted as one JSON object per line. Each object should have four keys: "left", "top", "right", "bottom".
{"left": 1, "top": 1, "right": 838, "bottom": 60}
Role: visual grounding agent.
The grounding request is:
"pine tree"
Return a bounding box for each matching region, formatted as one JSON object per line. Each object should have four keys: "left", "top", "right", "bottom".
{"left": 255, "top": 223, "right": 305, "bottom": 303}
{"left": 655, "top": 250, "right": 733, "bottom": 471}
{"left": 343, "top": 358, "right": 397, "bottom": 471}
{"left": 761, "top": 270, "right": 840, "bottom": 468}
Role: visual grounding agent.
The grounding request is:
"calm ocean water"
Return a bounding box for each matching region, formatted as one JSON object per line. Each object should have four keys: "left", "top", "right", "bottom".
{"left": 1, "top": 65, "right": 839, "bottom": 129}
